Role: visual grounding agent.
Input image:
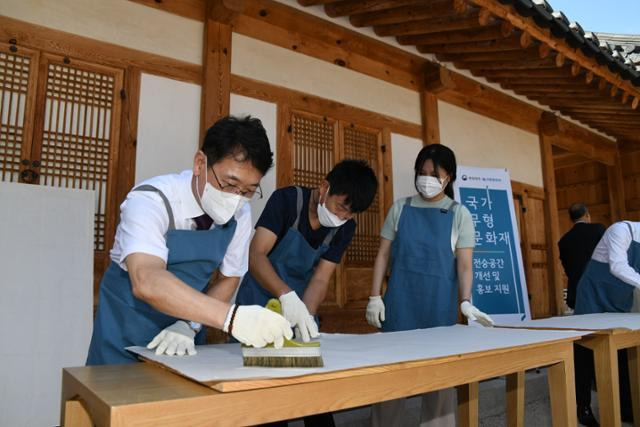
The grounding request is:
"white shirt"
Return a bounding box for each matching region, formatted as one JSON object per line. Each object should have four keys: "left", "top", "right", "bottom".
{"left": 110, "top": 170, "right": 252, "bottom": 277}
{"left": 591, "top": 221, "right": 640, "bottom": 289}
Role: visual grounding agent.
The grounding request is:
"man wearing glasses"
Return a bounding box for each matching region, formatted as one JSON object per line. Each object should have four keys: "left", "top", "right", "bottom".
{"left": 86, "top": 116, "right": 292, "bottom": 365}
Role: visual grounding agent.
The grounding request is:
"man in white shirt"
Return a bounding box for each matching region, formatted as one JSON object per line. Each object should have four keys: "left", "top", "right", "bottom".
{"left": 575, "top": 220, "right": 640, "bottom": 422}
{"left": 575, "top": 221, "right": 640, "bottom": 315}
{"left": 86, "top": 116, "right": 292, "bottom": 365}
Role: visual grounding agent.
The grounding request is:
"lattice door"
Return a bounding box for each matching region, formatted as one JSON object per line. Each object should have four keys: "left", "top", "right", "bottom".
{"left": 343, "top": 124, "right": 383, "bottom": 266}
{"left": 290, "top": 110, "right": 337, "bottom": 188}
{"left": 30, "top": 54, "right": 123, "bottom": 253}
{"left": 0, "top": 43, "right": 38, "bottom": 183}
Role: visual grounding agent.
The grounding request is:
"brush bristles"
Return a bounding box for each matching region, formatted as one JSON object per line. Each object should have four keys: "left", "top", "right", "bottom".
{"left": 243, "top": 356, "right": 324, "bottom": 368}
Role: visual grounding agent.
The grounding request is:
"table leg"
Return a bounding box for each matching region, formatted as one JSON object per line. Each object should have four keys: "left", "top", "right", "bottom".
{"left": 548, "top": 349, "right": 577, "bottom": 427}
{"left": 587, "top": 335, "right": 622, "bottom": 427}
{"left": 457, "top": 382, "right": 478, "bottom": 427}
{"left": 63, "top": 399, "right": 92, "bottom": 427}
{"left": 507, "top": 371, "right": 525, "bottom": 427}
{"left": 628, "top": 346, "right": 640, "bottom": 427}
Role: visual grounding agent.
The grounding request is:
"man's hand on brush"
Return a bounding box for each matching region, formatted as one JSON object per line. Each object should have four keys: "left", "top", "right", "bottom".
{"left": 229, "top": 305, "right": 293, "bottom": 348}
{"left": 279, "top": 291, "right": 319, "bottom": 342}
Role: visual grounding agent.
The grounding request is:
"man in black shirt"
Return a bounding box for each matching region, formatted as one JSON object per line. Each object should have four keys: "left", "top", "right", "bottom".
{"left": 236, "top": 159, "right": 377, "bottom": 427}
{"left": 558, "top": 203, "right": 606, "bottom": 427}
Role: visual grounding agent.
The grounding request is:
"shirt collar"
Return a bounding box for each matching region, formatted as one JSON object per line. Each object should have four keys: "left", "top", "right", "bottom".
{"left": 179, "top": 170, "right": 205, "bottom": 219}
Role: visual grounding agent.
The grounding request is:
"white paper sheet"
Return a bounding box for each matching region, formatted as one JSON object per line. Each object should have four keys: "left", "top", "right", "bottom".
{"left": 127, "top": 324, "right": 586, "bottom": 384}
{"left": 496, "top": 313, "right": 640, "bottom": 331}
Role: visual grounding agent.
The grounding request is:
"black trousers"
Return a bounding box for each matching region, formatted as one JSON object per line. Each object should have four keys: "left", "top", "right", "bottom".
{"left": 574, "top": 343, "right": 595, "bottom": 408}
{"left": 574, "top": 344, "right": 633, "bottom": 419}
{"left": 261, "top": 413, "right": 336, "bottom": 427}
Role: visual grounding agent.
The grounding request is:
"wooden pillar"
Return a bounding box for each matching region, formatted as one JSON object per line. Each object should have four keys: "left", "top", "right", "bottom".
{"left": 607, "top": 148, "right": 627, "bottom": 223}
{"left": 538, "top": 112, "right": 564, "bottom": 315}
{"left": 200, "top": 0, "right": 245, "bottom": 140}
{"left": 421, "top": 91, "right": 439, "bottom": 145}
{"left": 421, "top": 63, "right": 455, "bottom": 146}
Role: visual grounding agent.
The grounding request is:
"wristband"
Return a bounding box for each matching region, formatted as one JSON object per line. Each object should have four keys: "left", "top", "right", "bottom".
{"left": 223, "top": 304, "right": 236, "bottom": 333}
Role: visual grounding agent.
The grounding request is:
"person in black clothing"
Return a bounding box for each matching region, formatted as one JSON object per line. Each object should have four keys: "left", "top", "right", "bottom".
{"left": 558, "top": 203, "right": 606, "bottom": 427}
{"left": 559, "top": 204, "right": 607, "bottom": 310}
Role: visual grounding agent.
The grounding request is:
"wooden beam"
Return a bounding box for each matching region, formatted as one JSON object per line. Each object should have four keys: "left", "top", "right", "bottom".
{"left": 407, "top": 23, "right": 513, "bottom": 46}
{"left": 468, "top": 0, "right": 640, "bottom": 101}
{"left": 374, "top": 12, "right": 491, "bottom": 38}
{"left": 326, "top": 0, "right": 424, "bottom": 18}
{"left": 416, "top": 32, "right": 532, "bottom": 54}
{"left": 349, "top": 0, "right": 469, "bottom": 27}
{"left": 539, "top": 112, "right": 616, "bottom": 165}
{"left": 477, "top": 67, "right": 576, "bottom": 79}
{"left": 235, "top": 0, "right": 425, "bottom": 91}
{"left": 538, "top": 118, "right": 564, "bottom": 316}
{"left": 129, "top": 0, "right": 205, "bottom": 21}
{"left": 115, "top": 67, "right": 141, "bottom": 207}
{"left": 208, "top": 0, "right": 245, "bottom": 23}
{"left": 436, "top": 47, "right": 545, "bottom": 63}
{"left": 230, "top": 74, "right": 423, "bottom": 139}
{"left": 200, "top": 1, "right": 245, "bottom": 137}
{"left": 607, "top": 150, "right": 627, "bottom": 223}
{"left": 454, "top": 58, "right": 561, "bottom": 70}
{"left": 0, "top": 15, "right": 201, "bottom": 84}
{"left": 433, "top": 67, "right": 542, "bottom": 134}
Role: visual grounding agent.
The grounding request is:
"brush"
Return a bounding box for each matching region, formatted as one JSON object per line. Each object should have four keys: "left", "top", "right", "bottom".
{"left": 241, "top": 299, "right": 324, "bottom": 368}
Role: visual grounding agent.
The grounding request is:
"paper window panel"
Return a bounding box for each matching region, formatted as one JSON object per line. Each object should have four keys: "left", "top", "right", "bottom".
{"left": 343, "top": 126, "right": 381, "bottom": 265}
{"left": 291, "top": 111, "right": 336, "bottom": 188}
{"left": 0, "top": 45, "right": 36, "bottom": 182}
{"left": 37, "top": 58, "right": 122, "bottom": 251}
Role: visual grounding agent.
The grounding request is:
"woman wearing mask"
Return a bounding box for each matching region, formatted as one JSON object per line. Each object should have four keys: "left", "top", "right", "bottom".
{"left": 366, "top": 144, "right": 493, "bottom": 427}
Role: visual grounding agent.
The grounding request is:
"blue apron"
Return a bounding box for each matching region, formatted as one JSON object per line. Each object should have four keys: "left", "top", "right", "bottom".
{"left": 236, "top": 187, "right": 338, "bottom": 309}
{"left": 575, "top": 222, "right": 640, "bottom": 314}
{"left": 86, "top": 185, "right": 237, "bottom": 365}
{"left": 382, "top": 197, "right": 458, "bottom": 332}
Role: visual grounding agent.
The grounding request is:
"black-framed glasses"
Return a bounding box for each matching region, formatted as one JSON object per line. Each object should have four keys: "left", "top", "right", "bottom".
{"left": 210, "top": 166, "right": 263, "bottom": 199}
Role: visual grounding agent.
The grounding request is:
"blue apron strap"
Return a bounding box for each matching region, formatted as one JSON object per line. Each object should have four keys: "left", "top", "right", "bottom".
{"left": 441, "top": 200, "right": 458, "bottom": 213}
{"left": 404, "top": 196, "right": 412, "bottom": 206}
{"left": 322, "top": 226, "right": 339, "bottom": 246}
{"left": 133, "top": 184, "right": 176, "bottom": 231}
{"left": 625, "top": 221, "right": 635, "bottom": 241}
{"left": 292, "top": 186, "right": 304, "bottom": 231}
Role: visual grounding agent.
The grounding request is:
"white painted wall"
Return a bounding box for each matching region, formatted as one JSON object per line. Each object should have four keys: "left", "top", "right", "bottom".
{"left": 0, "top": 0, "right": 203, "bottom": 65}
{"left": 230, "top": 94, "right": 278, "bottom": 227}
{"left": 391, "top": 133, "right": 423, "bottom": 203}
{"left": 439, "top": 101, "right": 543, "bottom": 187}
{"left": 231, "top": 33, "right": 422, "bottom": 125}
{"left": 135, "top": 73, "right": 202, "bottom": 184}
{"left": 0, "top": 183, "right": 93, "bottom": 427}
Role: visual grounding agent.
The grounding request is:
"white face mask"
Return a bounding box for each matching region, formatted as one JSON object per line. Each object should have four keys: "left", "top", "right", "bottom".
{"left": 196, "top": 158, "right": 249, "bottom": 225}
{"left": 416, "top": 175, "right": 446, "bottom": 199}
{"left": 317, "top": 187, "right": 347, "bottom": 228}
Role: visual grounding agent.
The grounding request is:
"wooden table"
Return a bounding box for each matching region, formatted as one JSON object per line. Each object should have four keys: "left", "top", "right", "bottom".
{"left": 497, "top": 314, "right": 640, "bottom": 427}
{"left": 61, "top": 334, "right": 579, "bottom": 427}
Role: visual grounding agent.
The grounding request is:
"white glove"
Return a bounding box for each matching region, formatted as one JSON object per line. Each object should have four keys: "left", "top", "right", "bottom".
{"left": 147, "top": 320, "right": 197, "bottom": 356}
{"left": 279, "top": 291, "right": 319, "bottom": 342}
{"left": 229, "top": 305, "right": 293, "bottom": 348}
{"left": 366, "top": 296, "right": 385, "bottom": 328}
{"left": 460, "top": 301, "right": 494, "bottom": 327}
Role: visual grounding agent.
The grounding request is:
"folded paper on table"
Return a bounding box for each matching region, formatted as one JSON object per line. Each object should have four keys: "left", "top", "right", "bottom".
{"left": 495, "top": 312, "right": 640, "bottom": 331}
{"left": 127, "top": 324, "right": 587, "bottom": 392}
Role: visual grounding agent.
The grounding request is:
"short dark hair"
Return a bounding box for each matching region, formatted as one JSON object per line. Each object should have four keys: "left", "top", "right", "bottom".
{"left": 569, "top": 203, "right": 589, "bottom": 222}
{"left": 414, "top": 144, "right": 457, "bottom": 199}
{"left": 201, "top": 115, "right": 273, "bottom": 175}
{"left": 326, "top": 159, "right": 378, "bottom": 213}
